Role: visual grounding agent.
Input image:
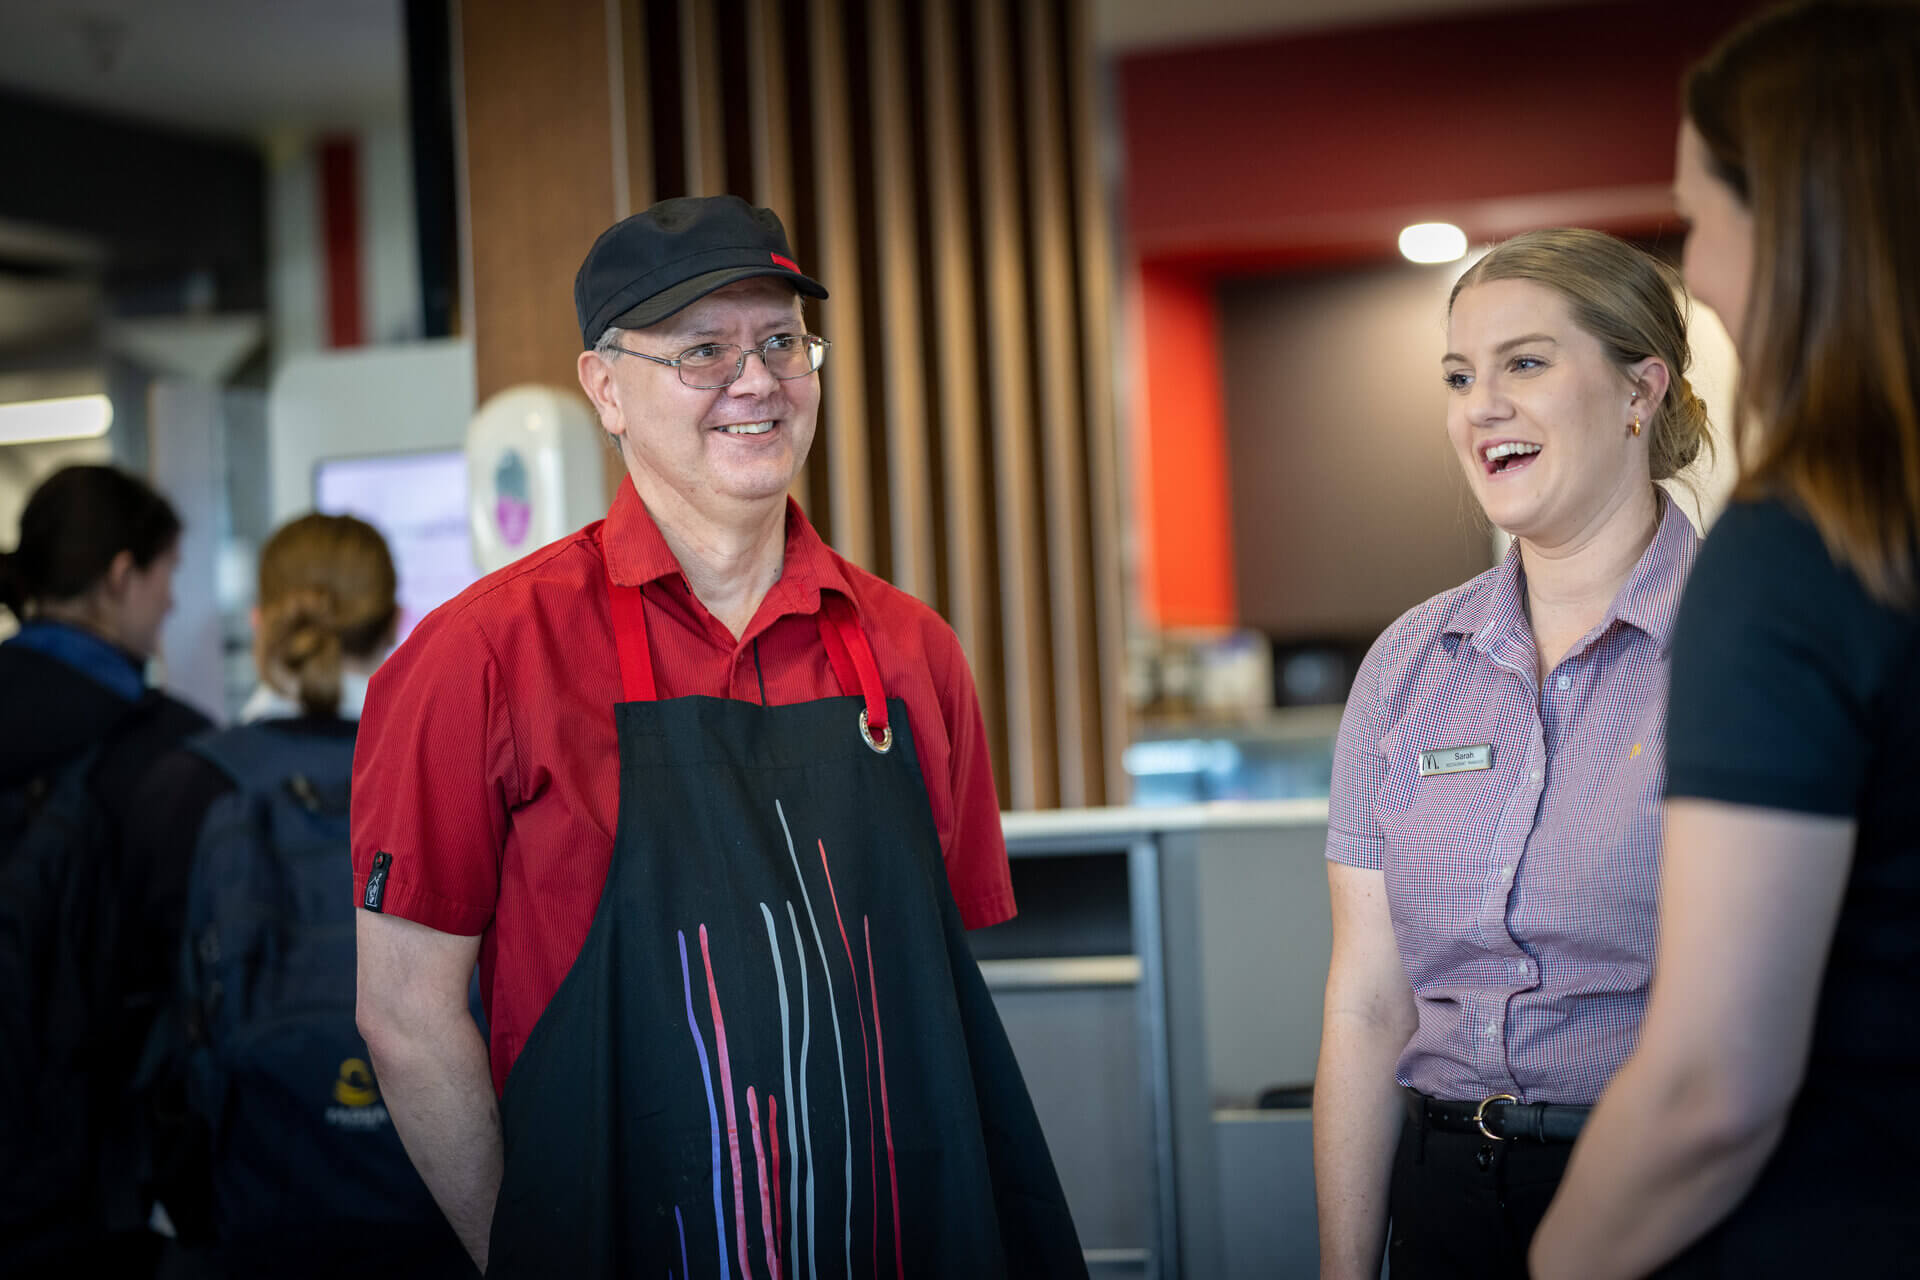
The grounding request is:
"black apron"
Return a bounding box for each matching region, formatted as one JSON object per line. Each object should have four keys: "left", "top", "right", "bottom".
{"left": 486, "top": 574, "right": 1086, "bottom": 1279}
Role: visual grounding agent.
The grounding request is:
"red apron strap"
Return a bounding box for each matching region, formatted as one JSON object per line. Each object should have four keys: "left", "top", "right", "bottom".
{"left": 606, "top": 572, "right": 658, "bottom": 703}
{"left": 818, "top": 592, "right": 889, "bottom": 745}
{"left": 610, "top": 566, "right": 880, "bottom": 737}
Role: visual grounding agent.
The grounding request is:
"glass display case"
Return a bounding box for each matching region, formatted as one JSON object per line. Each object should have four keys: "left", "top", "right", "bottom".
{"left": 1122, "top": 705, "right": 1342, "bottom": 806}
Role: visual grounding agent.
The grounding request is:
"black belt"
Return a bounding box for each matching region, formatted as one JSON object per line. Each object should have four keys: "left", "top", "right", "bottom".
{"left": 1406, "top": 1088, "right": 1591, "bottom": 1143}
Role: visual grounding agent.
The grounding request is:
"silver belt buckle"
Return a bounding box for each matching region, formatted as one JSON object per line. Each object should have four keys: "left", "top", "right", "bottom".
{"left": 1473, "top": 1093, "right": 1519, "bottom": 1141}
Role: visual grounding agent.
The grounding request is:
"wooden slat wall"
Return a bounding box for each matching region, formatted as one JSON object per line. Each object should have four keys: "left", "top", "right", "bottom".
{"left": 742, "top": 0, "right": 806, "bottom": 515}
{"left": 614, "top": 0, "right": 651, "bottom": 215}
{"left": 1024, "top": 2, "right": 1098, "bottom": 809}
{"left": 923, "top": 0, "right": 998, "bottom": 776}
{"left": 866, "top": 0, "right": 936, "bottom": 604}
{"left": 459, "top": 0, "right": 616, "bottom": 404}
{"left": 973, "top": 0, "right": 1055, "bottom": 810}
{"left": 677, "top": 1, "right": 724, "bottom": 197}
{"left": 460, "top": 0, "right": 1128, "bottom": 810}
{"left": 807, "top": 0, "right": 874, "bottom": 572}
{"left": 1067, "top": 0, "right": 1134, "bottom": 806}
{"left": 743, "top": 0, "right": 792, "bottom": 224}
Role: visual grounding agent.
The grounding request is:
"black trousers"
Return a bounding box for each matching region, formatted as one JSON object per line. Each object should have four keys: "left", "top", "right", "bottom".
{"left": 1386, "top": 1100, "right": 1577, "bottom": 1279}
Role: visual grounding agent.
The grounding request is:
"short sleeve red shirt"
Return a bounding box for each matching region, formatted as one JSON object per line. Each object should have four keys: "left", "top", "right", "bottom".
{"left": 350, "top": 483, "right": 1014, "bottom": 1096}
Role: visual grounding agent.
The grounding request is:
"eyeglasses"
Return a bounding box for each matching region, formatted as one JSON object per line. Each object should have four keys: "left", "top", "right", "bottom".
{"left": 612, "top": 333, "right": 831, "bottom": 390}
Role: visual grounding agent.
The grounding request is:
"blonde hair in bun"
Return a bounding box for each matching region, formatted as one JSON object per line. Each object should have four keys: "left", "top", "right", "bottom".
{"left": 255, "top": 513, "right": 397, "bottom": 716}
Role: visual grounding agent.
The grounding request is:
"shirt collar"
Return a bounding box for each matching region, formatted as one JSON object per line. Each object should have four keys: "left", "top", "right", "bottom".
{"left": 600, "top": 479, "right": 855, "bottom": 617}
{"left": 1608, "top": 493, "right": 1700, "bottom": 654}
{"left": 239, "top": 669, "right": 372, "bottom": 723}
{"left": 1445, "top": 494, "right": 1700, "bottom": 657}
{"left": 1443, "top": 539, "right": 1527, "bottom": 654}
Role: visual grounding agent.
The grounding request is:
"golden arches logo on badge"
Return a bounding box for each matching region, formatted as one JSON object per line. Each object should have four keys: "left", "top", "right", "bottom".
{"left": 333, "top": 1057, "right": 380, "bottom": 1108}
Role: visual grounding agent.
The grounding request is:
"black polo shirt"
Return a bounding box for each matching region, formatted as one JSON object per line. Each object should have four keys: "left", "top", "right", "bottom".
{"left": 1663, "top": 495, "right": 1920, "bottom": 1272}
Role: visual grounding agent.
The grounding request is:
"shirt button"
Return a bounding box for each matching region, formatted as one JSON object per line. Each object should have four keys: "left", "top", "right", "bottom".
{"left": 1556, "top": 673, "right": 1571, "bottom": 691}
{"left": 1530, "top": 768, "right": 1542, "bottom": 783}
{"left": 1484, "top": 1021, "right": 1500, "bottom": 1037}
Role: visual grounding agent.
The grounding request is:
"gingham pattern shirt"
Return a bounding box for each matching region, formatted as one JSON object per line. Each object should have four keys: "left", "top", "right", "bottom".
{"left": 1327, "top": 498, "right": 1699, "bottom": 1104}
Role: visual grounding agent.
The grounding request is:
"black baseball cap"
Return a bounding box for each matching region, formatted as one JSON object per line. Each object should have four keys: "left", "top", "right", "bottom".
{"left": 574, "top": 195, "right": 829, "bottom": 348}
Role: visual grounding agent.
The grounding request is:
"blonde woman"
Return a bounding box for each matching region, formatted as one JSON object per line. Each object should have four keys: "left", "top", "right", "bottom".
{"left": 1315, "top": 229, "right": 1713, "bottom": 1279}
{"left": 128, "top": 514, "right": 472, "bottom": 1278}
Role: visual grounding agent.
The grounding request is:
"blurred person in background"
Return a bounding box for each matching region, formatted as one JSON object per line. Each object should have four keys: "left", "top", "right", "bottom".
{"left": 0, "top": 463, "right": 211, "bottom": 1277}
{"left": 129, "top": 512, "right": 473, "bottom": 1278}
{"left": 1314, "top": 228, "right": 1712, "bottom": 1278}
{"left": 1532, "top": 3, "right": 1920, "bottom": 1274}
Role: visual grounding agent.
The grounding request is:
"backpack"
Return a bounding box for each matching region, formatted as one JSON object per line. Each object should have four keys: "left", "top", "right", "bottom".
{"left": 0, "top": 699, "right": 169, "bottom": 1261}
{"left": 175, "top": 723, "right": 452, "bottom": 1245}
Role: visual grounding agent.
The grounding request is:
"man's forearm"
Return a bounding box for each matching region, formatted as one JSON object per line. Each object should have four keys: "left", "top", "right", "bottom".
{"left": 370, "top": 1013, "right": 504, "bottom": 1270}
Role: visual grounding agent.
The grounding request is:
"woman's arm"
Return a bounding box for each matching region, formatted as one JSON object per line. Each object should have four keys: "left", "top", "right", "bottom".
{"left": 1315, "top": 862, "right": 1418, "bottom": 1280}
{"left": 1528, "top": 799, "right": 1854, "bottom": 1278}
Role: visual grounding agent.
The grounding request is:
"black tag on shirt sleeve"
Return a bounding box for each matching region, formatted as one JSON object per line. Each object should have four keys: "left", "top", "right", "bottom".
{"left": 363, "top": 851, "right": 392, "bottom": 912}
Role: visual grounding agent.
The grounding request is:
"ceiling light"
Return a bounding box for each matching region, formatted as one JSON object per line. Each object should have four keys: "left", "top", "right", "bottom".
{"left": 1399, "top": 222, "right": 1468, "bottom": 264}
{"left": 0, "top": 394, "right": 113, "bottom": 446}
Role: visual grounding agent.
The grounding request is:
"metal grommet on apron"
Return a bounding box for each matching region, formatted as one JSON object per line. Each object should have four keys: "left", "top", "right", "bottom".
{"left": 484, "top": 568, "right": 1087, "bottom": 1278}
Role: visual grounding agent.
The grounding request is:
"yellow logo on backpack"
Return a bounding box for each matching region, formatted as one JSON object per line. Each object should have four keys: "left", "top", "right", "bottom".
{"left": 332, "top": 1057, "right": 380, "bottom": 1108}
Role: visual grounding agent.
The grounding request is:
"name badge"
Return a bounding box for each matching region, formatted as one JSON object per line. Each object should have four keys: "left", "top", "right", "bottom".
{"left": 1418, "top": 744, "right": 1492, "bottom": 777}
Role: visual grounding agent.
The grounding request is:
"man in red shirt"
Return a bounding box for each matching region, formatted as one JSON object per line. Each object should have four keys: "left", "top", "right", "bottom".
{"left": 351, "top": 195, "right": 1083, "bottom": 1278}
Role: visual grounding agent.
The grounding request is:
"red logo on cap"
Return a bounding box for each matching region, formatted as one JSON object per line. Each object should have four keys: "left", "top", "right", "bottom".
{"left": 771, "top": 253, "right": 800, "bottom": 272}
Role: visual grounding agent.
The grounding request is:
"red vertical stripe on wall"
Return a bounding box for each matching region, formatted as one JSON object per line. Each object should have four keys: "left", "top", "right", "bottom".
{"left": 320, "top": 135, "right": 364, "bottom": 348}
{"left": 1135, "top": 263, "right": 1236, "bottom": 628}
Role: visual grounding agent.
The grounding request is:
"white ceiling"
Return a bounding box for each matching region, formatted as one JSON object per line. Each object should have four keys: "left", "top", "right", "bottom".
{"left": 0, "top": 0, "right": 405, "bottom": 139}
{"left": 0, "top": 0, "right": 1586, "bottom": 140}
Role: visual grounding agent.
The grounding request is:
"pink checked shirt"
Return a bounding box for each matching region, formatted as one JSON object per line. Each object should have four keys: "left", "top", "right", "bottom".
{"left": 1327, "top": 497, "right": 1699, "bottom": 1104}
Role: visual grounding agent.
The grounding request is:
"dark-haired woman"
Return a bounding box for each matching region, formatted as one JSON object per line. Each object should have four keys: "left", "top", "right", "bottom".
{"left": 0, "top": 464, "right": 211, "bottom": 1276}
{"left": 0, "top": 463, "right": 198, "bottom": 726}
{"left": 128, "top": 512, "right": 473, "bottom": 1279}
{"left": 1533, "top": 3, "right": 1920, "bottom": 1275}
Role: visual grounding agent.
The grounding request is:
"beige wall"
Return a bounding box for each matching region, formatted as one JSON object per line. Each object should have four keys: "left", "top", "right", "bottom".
{"left": 1668, "top": 304, "right": 1740, "bottom": 532}
{"left": 1221, "top": 257, "right": 1745, "bottom": 643}
{"left": 1220, "top": 260, "right": 1492, "bottom": 642}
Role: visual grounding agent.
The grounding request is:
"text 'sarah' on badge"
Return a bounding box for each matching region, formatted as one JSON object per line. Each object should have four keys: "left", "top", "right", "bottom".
{"left": 1418, "top": 744, "right": 1493, "bottom": 777}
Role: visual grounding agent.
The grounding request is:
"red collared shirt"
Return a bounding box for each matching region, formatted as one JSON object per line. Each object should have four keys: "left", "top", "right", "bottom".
{"left": 350, "top": 483, "right": 1014, "bottom": 1095}
{"left": 1327, "top": 496, "right": 1699, "bottom": 1104}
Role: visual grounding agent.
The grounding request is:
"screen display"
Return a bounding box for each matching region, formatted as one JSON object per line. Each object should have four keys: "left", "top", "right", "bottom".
{"left": 314, "top": 450, "right": 477, "bottom": 646}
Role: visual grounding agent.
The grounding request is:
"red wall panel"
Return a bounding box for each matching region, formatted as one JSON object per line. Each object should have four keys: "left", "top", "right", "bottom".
{"left": 1118, "top": 0, "right": 1768, "bottom": 269}
{"left": 1136, "top": 263, "right": 1237, "bottom": 628}
{"left": 319, "top": 135, "right": 364, "bottom": 349}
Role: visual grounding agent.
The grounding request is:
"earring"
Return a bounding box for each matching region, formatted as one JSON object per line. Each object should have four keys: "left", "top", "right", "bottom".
{"left": 1630, "top": 413, "right": 1642, "bottom": 437}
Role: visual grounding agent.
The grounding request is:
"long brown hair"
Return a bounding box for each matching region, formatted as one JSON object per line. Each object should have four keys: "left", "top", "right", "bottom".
{"left": 255, "top": 513, "right": 397, "bottom": 716}
{"left": 1686, "top": 0, "right": 1920, "bottom": 606}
